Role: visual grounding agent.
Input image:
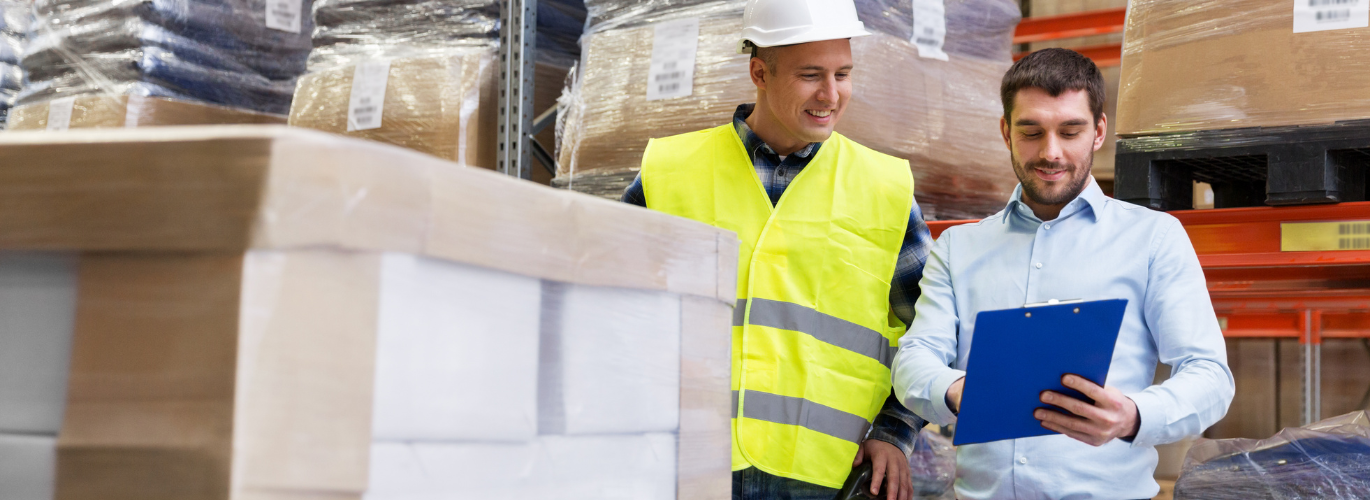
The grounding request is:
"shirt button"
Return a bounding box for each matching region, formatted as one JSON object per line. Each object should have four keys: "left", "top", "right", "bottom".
{"left": 1018, "top": 457, "right": 1028, "bottom": 465}
{"left": 1034, "top": 262, "right": 1043, "bottom": 269}
{"left": 1044, "top": 223, "right": 1051, "bottom": 230}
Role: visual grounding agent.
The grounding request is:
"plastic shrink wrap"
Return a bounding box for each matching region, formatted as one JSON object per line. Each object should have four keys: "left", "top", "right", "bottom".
{"left": 0, "top": 0, "right": 29, "bottom": 127}
{"left": 14, "top": 0, "right": 311, "bottom": 117}
{"left": 910, "top": 427, "right": 956, "bottom": 500}
{"left": 556, "top": 0, "right": 1020, "bottom": 220}
{"left": 1174, "top": 411, "right": 1370, "bottom": 500}
{"left": 0, "top": 125, "right": 737, "bottom": 500}
{"left": 293, "top": 0, "right": 580, "bottom": 179}
{"left": 1117, "top": 0, "right": 1370, "bottom": 136}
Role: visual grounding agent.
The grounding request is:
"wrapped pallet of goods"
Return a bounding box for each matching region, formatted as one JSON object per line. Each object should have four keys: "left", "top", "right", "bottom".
{"left": 0, "top": 125, "right": 736, "bottom": 500}
{"left": 0, "top": 0, "right": 29, "bottom": 127}
{"left": 288, "top": 0, "right": 582, "bottom": 182}
{"left": 5, "top": 0, "right": 312, "bottom": 130}
{"left": 555, "top": 0, "right": 1021, "bottom": 220}
{"left": 1174, "top": 411, "right": 1370, "bottom": 499}
{"left": 1115, "top": 0, "right": 1370, "bottom": 210}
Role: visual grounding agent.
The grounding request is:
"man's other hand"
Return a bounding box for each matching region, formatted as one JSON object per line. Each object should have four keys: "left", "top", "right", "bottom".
{"left": 946, "top": 376, "right": 965, "bottom": 414}
{"left": 853, "top": 439, "right": 912, "bottom": 500}
{"left": 1035, "top": 374, "right": 1140, "bottom": 446}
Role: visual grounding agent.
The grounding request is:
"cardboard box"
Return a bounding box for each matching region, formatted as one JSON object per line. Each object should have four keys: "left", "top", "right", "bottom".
{"left": 556, "top": 18, "right": 1017, "bottom": 220}
{"left": 6, "top": 96, "right": 286, "bottom": 131}
{"left": 1117, "top": 0, "right": 1370, "bottom": 135}
{"left": 288, "top": 51, "right": 499, "bottom": 170}
{"left": 0, "top": 126, "right": 737, "bottom": 500}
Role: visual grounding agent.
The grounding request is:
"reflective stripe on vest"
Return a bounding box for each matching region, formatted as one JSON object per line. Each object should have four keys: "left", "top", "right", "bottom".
{"left": 642, "top": 123, "right": 913, "bottom": 488}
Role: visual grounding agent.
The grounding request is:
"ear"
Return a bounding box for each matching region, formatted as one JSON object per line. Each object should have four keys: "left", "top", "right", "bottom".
{"left": 749, "top": 57, "right": 767, "bottom": 90}
{"left": 1000, "top": 115, "right": 1012, "bottom": 151}
{"left": 1093, "top": 113, "right": 1108, "bottom": 152}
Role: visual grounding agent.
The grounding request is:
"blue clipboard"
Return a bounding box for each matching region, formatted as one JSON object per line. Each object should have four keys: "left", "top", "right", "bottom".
{"left": 952, "top": 299, "right": 1128, "bottom": 446}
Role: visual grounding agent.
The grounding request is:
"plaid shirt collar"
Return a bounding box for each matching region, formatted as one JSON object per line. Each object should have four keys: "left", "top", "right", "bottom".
{"left": 733, "top": 103, "right": 821, "bottom": 161}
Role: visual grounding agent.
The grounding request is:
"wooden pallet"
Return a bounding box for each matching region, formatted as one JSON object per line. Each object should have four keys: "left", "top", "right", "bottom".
{"left": 1115, "top": 122, "right": 1370, "bottom": 210}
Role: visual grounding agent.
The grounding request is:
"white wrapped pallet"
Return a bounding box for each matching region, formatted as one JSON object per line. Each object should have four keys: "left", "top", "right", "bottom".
{"left": 371, "top": 253, "right": 542, "bottom": 442}
{"left": 367, "top": 434, "right": 678, "bottom": 500}
{"left": 0, "top": 433, "right": 56, "bottom": 500}
{"left": 0, "top": 252, "right": 76, "bottom": 435}
{"left": 0, "top": 126, "right": 737, "bottom": 500}
{"left": 539, "top": 283, "right": 682, "bottom": 435}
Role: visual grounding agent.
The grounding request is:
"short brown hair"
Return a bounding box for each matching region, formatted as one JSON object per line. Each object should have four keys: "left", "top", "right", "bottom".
{"left": 1000, "top": 48, "right": 1105, "bottom": 124}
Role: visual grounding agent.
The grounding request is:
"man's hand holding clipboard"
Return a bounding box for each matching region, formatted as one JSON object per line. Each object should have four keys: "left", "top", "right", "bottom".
{"left": 949, "top": 299, "right": 1130, "bottom": 446}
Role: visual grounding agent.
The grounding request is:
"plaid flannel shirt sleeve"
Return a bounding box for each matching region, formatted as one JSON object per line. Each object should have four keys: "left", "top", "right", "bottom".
{"left": 865, "top": 200, "right": 934, "bottom": 456}
{"left": 621, "top": 173, "right": 647, "bottom": 207}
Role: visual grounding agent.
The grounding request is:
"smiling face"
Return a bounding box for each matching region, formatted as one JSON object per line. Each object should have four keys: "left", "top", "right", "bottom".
{"left": 1000, "top": 87, "right": 1107, "bottom": 219}
{"left": 748, "top": 39, "right": 853, "bottom": 155}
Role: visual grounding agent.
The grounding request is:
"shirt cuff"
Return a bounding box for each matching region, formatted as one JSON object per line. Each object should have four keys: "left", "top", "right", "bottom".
{"left": 927, "top": 369, "right": 966, "bottom": 426}
{"left": 866, "top": 427, "right": 914, "bottom": 458}
{"left": 1127, "top": 390, "right": 1165, "bottom": 448}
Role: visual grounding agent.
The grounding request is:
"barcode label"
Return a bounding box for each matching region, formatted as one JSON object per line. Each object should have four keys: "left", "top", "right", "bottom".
{"left": 1282, "top": 220, "right": 1370, "bottom": 251}
{"left": 46, "top": 96, "right": 75, "bottom": 131}
{"left": 912, "top": 0, "right": 949, "bottom": 61}
{"left": 347, "top": 60, "right": 391, "bottom": 132}
{"left": 1340, "top": 222, "right": 1370, "bottom": 235}
{"left": 1339, "top": 237, "right": 1370, "bottom": 250}
{"left": 646, "top": 18, "right": 699, "bottom": 101}
{"left": 265, "top": 0, "right": 302, "bottom": 33}
{"left": 1295, "top": 0, "right": 1368, "bottom": 33}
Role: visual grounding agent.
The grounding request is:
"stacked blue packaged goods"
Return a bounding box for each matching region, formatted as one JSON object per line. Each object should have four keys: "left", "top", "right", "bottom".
{"left": 1174, "top": 411, "right": 1370, "bottom": 499}
{"left": 305, "top": 0, "right": 584, "bottom": 71}
{"left": 538, "top": 0, "right": 585, "bottom": 68}
{"left": 20, "top": 0, "right": 312, "bottom": 115}
{"left": 0, "top": 0, "right": 26, "bottom": 127}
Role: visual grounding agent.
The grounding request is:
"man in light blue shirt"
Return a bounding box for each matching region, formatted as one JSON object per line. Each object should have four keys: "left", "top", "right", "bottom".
{"left": 892, "top": 48, "right": 1235, "bottom": 499}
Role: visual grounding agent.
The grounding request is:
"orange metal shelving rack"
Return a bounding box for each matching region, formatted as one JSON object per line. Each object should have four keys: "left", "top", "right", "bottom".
{"left": 929, "top": 201, "right": 1370, "bottom": 425}
{"left": 1013, "top": 7, "right": 1126, "bottom": 67}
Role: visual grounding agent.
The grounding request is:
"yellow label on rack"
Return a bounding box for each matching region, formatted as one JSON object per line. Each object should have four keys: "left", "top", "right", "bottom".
{"left": 1281, "top": 221, "right": 1370, "bottom": 251}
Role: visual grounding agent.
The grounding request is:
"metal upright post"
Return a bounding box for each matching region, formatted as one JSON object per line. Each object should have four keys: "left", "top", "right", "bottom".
{"left": 498, "top": 0, "right": 538, "bottom": 180}
{"left": 1302, "top": 309, "right": 1322, "bottom": 425}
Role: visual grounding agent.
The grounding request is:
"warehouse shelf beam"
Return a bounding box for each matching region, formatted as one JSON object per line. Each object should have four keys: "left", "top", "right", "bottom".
{"left": 498, "top": 0, "right": 539, "bottom": 180}
{"left": 929, "top": 201, "right": 1370, "bottom": 426}
{"left": 1012, "top": 7, "right": 1126, "bottom": 68}
{"left": 1012, "top": 7, "right": 1127, "bottom": 44}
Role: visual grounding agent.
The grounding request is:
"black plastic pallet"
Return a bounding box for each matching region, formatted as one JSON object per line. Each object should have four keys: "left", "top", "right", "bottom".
{"left": 1115, "top": 121, "right": 1370, "bottom": 211}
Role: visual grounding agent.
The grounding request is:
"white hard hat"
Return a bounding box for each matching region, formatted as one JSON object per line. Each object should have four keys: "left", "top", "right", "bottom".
{"left": 738, "top": 0, "right": 871, "bottom": 54}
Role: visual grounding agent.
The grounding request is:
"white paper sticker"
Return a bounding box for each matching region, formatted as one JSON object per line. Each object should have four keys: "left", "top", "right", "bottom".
{"left": 1295, "top": 0, "right": 1370, "bottom": 33}
{"left": 913, "top": 0, "right": 950, "bottom": 61}
{"left": 265, "top": 0, "right": 303, "bottom": 33}
{"left": 46, "top": 97, "right": 75, "bottom": 131}
{"left": 647, "top": 18, "right": 700, "bottom": 101}
{"left": 347, "top": 60, "right": 391, "bottom": 132}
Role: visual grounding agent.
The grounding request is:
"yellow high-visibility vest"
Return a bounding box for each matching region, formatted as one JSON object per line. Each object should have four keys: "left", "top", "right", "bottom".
{"left": 641, "top": 123, "right": 913, "bottom": 488}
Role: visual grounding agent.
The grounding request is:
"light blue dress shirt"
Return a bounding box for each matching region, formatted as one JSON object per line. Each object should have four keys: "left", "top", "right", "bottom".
{"left": 892, "top": 178, "right": 1235, "bottom": 499}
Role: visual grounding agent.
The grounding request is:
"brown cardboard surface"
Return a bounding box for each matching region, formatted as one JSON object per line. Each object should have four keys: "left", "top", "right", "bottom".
{"left": 232, "top": 251, "right": 378, "bottom": 495}
{"left": 58, "top": 253, "right": 244, "bottom": 500}
{"left": 1118, "top": 0, "right": 1370, "bottom": 135}
{"left": 678, "top": 296, "right": 734, "bottom": 500}
{"left": 0, "top": 126, "right": 739, "bottom": 303}
{"left": 1207, "top": 339, "right": 1279, "bottom": 439}
{"left": 55, "top": 251, "right": 379, "bottom": 499}
{"left": 7, "top": 96, "right": 285, "bottom": 131}
{"left": 288, "top": 51, "right": 498, "bottom": 169}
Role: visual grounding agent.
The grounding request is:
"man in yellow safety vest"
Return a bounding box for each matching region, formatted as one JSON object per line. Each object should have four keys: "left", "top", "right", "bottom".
{"left": 619, "top": 1, "right": 932, "bottom": 498}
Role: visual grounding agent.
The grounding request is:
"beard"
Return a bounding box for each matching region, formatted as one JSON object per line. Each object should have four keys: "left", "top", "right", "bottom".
{"left": 1011, "top": 152, "right": 1093, "bottom": 207}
